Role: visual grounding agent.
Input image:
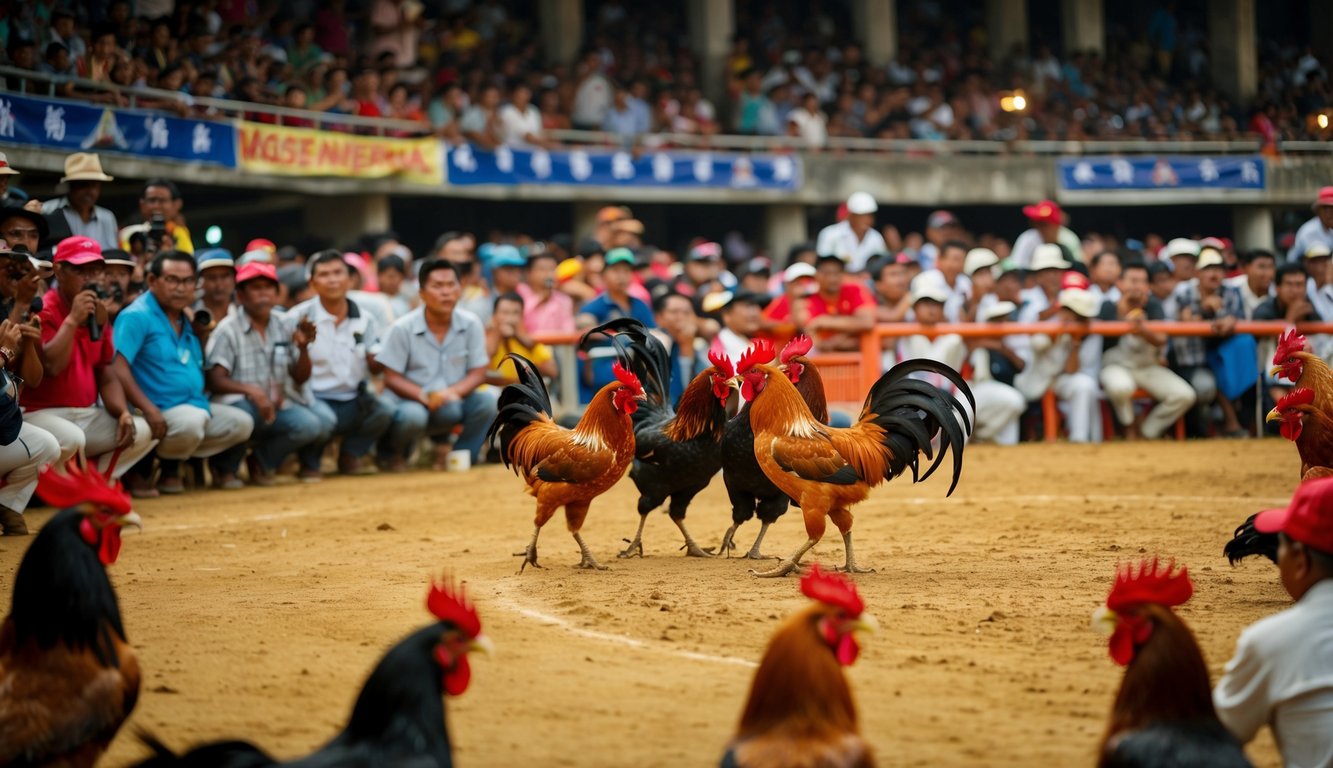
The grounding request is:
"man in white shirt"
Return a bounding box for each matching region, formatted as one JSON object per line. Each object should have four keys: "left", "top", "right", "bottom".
{"left": 1223, "top": 249, "right": 1275, "bottom": 319}
{"left": 911, "top": 240, "right": 971, "bottom": 322}
{"left": 1286, "top": 186, "right": 1333, "bottom": 263}
{"left": 1010, "top": 199, "right": 1082, "bottom": 270}
{"left": 498, "top": 84, "right": 548, "bottom": 148}
{"left": 1013, "top": 287, "right": 1103, "bottom": 443}
{"left": 1214, "top": 477, "right": 1333, "bottom": 768}
{"left": 815, "top": 192, "right": 886, "bottom": 272}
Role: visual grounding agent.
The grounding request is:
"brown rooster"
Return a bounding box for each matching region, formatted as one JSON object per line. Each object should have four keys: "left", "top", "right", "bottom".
{"left": 1093, "top": 558, "right": 1251, "bottom": 768}
{"left": 733, "top": 348, "right": 973, "bottom": 577}
{"left": 0, "top": 465, "right": 143, "bottom": 768}
{"left": 487, "top": 351, "right": 645, "bottom": 571}
{"left": 722, "top": 565, "right": 878, "bottom": 768}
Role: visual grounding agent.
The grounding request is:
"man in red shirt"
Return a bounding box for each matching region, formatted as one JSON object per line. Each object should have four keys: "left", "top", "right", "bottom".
{"left": 766, "top": 255, "right": 875, "bottom": 352}
{"left": 21, "top": 236, "right": 157, "bottom": 478}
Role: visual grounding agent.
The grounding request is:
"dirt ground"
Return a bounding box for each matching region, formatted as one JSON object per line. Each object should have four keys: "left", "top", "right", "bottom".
{"left": 0, "top": 439, "right": 1300, "bottom": 767}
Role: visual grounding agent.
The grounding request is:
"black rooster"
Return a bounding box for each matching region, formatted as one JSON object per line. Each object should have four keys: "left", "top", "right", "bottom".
{"left": 583, "top": 318, "right": 734, "bottom": 558}
{"left": 0, "top": 465, "right": 143, "bottom": 768}
{"left": 714, "top": 336, "right": 829, "bottom": 560}
{"left": 1222, "top": 513, "right": 1278, "bottom": 566}
{"left": 133, "top": 578, "right": 492, "bottom": 768}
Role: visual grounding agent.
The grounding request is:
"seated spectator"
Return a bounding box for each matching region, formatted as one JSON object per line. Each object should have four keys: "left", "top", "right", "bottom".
{"left": 576, "top": 247, "right": 655, "bottom": 401}
{"left": 965, "top": 300, "right": 1027, "bottom": 445}
{"left": 435, "top": 231, "right": 492, "bottom": 323}
{"left": 101, "top": 249, "right": 138, "bottom": 319}
{"left": 499, "top": 83, "right": 549, "bottom": 148}
{"left": 1014, "top": 287, "right": 1104, "bottom": 443}
{"left": 21, "top": 237, "right": 157, "bottom": 481}
{"left": 486, "top": 292, "right": 557, "bottom": 387}
{"left": 761, "top": 261, "right": 818, "bottom": 348}
{"left": 912, "top": 240, "right": 970, "bottom": 322}
{"left": 460, "top": 84, "right": 504, "bottom": 149}
{"left": 802, "top": 255, "right": 876, "bottom": 353}
{"left": 650, "top": 292, "right": 710, "bottom": 404}
{"left": 0, "top": 336, "right": 60, "bottom": 535}
{"left": 1303, "top": 242, "right": 1333, "bottom": 321}
{"left": 489, "top": 245, "right": 526, "bottom": 297}
{"left": 1174, "top": 248, "right": 1246, "bottom": 437}
{"left": 517, "top": 247, "right": 575, "bottom": 335}
{"left": 737, "top": 259, "right": 772, "bottom": 298}
{"left": 1088, "top": 250, "right": 1122, "bottom": 305}
{"left": 378, "top": 260, "right": 497, "bottom": 470}
{"left": 667, "top": 242, "right": 727, "bottom": 299}
{"left": 603, "top": 83, "right": 650, "bottom": 143}
{"left": 1098, "top": 261, "right": 1196, "bottom": 441}
{"left": 113, "top": 251, "right": 255, "bottom": 494}
{"left": 896, "top": 279, "right": 965, "bottom": 372}
{"left": 1256, "top": 262, "right": 1324, "bottom": 405}
{"left": 706, "top": 290, "right": 767, "bottom": 362}
{"left": 376, "top": 254, "right": 415, "bottom": 319}
{"left": 207, "top": 263, "right": 326, "bottom": 487}
{"left": 195, "top": 248, "right": 237, "bottom": 327}
{"left": 1225, "top": 249, "right": 1276, "bottom": 319}
{"left": 1148, "top": 261, "right": 1177, "bottom": 313}
{"left": 871, "top": 254, "right": 913, "bottom": 324}
{"left": 290, "top": 250, "right": 394, "bottom": 479}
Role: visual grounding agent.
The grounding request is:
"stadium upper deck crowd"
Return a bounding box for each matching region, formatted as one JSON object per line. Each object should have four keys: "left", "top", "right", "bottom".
{"left": 0, "top": 0, "right": 1328, "bottom": 147}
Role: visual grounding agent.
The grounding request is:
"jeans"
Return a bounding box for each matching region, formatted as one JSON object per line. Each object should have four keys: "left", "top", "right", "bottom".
{"left": 380, "top": 388, "right": 499, "bottom": 463}
{"left": 213, "top": 400, "right": 331, "bottom": 475}
{"left": 298, "top": 394, "right": 394, "bottom": 471}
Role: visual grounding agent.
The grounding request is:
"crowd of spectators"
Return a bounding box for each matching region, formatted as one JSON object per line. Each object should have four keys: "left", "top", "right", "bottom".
{"left": 1, "top": 1, "right": 1328, "bottom": 147}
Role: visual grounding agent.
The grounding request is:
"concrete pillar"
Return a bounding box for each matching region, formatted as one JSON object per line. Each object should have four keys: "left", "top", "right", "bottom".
{"left": 1312, "top": 2, "right": 1333, "bottom": 70}
{"left": 986, "top": 0, "right": 1029, "bottom": 63}
{"left": 851, "top": 0, "right": 897, "bottom": 68}
{"left": 764, "top": 203, "right": 808, "bottom": 265}
{"left": 1208, "top": 0, "right": 1257, "bottom": 104}
{"left": 688, "top": 0, "right": 734, "bottom": 107}
{"left": 302, "top": 194, "right": 390, "bottom": 250}
{"left": 1233, "top": 206, "right": 1274, "bottom": 251}
{"left": 572, "top": 200, "right": 601, "bottom": 244}
{"left": 1060, "top": 0, "right": 1103, "bottom": 55}
{"left": 540, "top": 0, "right": 584, "bottom": 67}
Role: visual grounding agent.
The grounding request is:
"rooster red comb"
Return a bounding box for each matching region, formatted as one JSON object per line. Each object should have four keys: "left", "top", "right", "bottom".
{"left": 37, "top": 462, "right": 132, "bottom": 516}
{"left": 708, "top": 349, "right": 735, "bottom": 378}
{"left": 1274, "top": 328, "right": 1308, "bottom": 364}
{"left": 1276, "top": 387, "right": 1316, "bottom": 411}
{"left": 427, "top": 575, "right": 482, "bottom": 639}
{"left": 780, "top": 335, "right": 814, "bottom": 362}
{"left": 737, "top": 338, "right": 776, "bottom": 374}
{"left": 1106, "top": 557, "right": 1193, "bottom": 613}
{"left": 801, "top": 565, "right": 865, "bottom": 618}
{"left": 612, "top": 361, "right": 643, "bottom": 393}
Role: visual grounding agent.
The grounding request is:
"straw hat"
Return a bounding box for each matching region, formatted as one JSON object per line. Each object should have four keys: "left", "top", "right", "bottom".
{"left": 60, "top": 153, "right": 114, "bottom": 183}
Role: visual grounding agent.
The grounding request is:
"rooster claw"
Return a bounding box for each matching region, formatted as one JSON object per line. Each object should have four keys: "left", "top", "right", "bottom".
{"left": 575, "top": 558, "right": 609, "bottom": 571}
{"left": 617, "top": 538, "right": 644, "bottom": 558}
{"left": 681, "top": 542, "right": 715, "bottom": 558}
{"left": 514, "top": 547, "right": 542, "bottom": 574}
{"left": 750, "top": 560, "right": 801, "bottom": 578}
{"left": 834, "top": 564, "right": 876, "bottom": 574}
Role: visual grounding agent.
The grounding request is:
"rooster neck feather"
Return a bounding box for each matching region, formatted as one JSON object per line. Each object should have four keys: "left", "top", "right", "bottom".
{"left": 1295, "top": 352, "right": 1333, "bottom": 393}
{"left": 749, "top": 367, "right": 824, "bottom": 437}
{"left": 737, "top": 606, "right": 858, "bottom": 740}
{"left": 664, "top": 370, "right": 727, "bottom": 443}
{"left": 576, "top": 382, "right": 636, "bottom": 444}
{"left": 789, "top": 355, "right": 830, "bottom": 425}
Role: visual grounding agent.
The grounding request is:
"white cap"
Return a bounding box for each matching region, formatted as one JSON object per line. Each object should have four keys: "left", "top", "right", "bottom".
{"left": 0, "top": 151, "right": 18, "bottom": 175}
{"left": 1196, "top": 249, "right": 1225, "bottom": 270}
{"left": 846, "top": 191, "right": 878, "bottom": 216}
{"left": 700, "top": 291, "right": 732, "bottom": 314}
{"left": 982, "top": 300, "right": 1017, "bottom": 321}
{"left": 1164, "top": 237, "right": 1199, "bottom": 259}
{"left": 1304, "top": 241, "right": 1333, "bottom": 260}
{"left": 964, "top": 247, "right": 999, "bottom": 277}
{"left": 238, "top": 248, "right": 274, "bottom": 266}
{"left": 909, "top": 272, "right": 950, "bottom": 305}
{"left": 784, "top": 262, "right": 817, "bottom": 281}
{"left": 1030, "top": 243, "right": 1071, "bottom": 272}
{"left": 1058, "top": 288, "right": 1100, "bottom": 319}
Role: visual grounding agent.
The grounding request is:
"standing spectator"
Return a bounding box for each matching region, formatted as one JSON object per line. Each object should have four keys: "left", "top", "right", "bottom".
{"left": 378, "top": 260, "right": 496, "bottom": 470}
{"left": 460, "top": 84, "right": 504, "bottom": 150}
{"left": 1010, "top": 200, "right": 1082, "bottom": 270}
{"left": 576, "top": 248, "right": 655, "bottom": 400}
{"left": 1213, "top": 477, "right": 1333, "bottom": 768}
{"left": 499, "top": 83, "right": 548, "bottom": 148}
{"left": 486, "top": 292, "right": 558, "bottom": 388}
{"left": 734, "top": 68, "right": 777, "bottom": 135}
{"left": 652, "top": 292, "right": 710, "bottom": 404}
{"left": 1014, "top": 287, "right": 1104, "bottom": 443}
{"left": 290, "top": 250, "right": 394, "bottom": 479}
{"left": 119, "top": 179, "right": 195, "bottom": 255}
{"left": 21, "top": 236, "right": 156, "bottom": 480}
{"left": 816, "top": 193, "right": 886, "bottom": 273}
{"left": 1288, "top": 187, "right": 1333, "bottom": 263}
{"left": 1098, "top": 261, "right": 1196, "bottom": 440}
{"left": 516, "top": 248, "right": 574, "bottom": 335}
{"left": 1174, "top": 249, "right": 1246, "bottom": 437}
{"left": 46, "top": 10, "right": 86, "bottom": 61}
{"left": 801, "top": 255, "right": 876, "bottom": 352}
{"left": 370, "top": 0, "right": 422, "bottom": 69}
{"left": 786, "top": 92, "right": 827, "bottom": 149}
{"left": 966, "top": 301, "right": 1027, "bottom": 445}
{"left": 571, "top": 48, "right": 612, "bottom": 131}
{"left": 113, "top": 251, "right": 255, "bottom": 494}
{"left": 918, "top": 210, "right": 964, "bottom": 271}
{"left": 195, "top": 248, "right": 236, "bottom": 326}
{"left": 603, "top": 84, "right": 650, "bottom": 142}
{"left": 42, "top": 154, "right": 119, "bottom": 251}
{"left": 206, "top": 263, "right": 325, "bottom": 487}
{"left": 1225, "top": 249, "right": 1276, "bottom": 319}
{"left": 287, "top": 24, "right": 323, "bottom": 73}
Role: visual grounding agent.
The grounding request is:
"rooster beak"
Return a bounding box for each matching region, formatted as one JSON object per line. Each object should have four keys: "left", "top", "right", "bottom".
{"left": 469, "top": 633, "right": 494, "bottom": 657}
{"left": 727, "top": 375, "right": 743, "bottom": 392}
{"left": 1266, "top": 407, "right": 1281, "bottom": 423}
{"left": 117, "top": 511, "right": 143, "bottom": 533}
{"left": 1091, "top": 605, "right": 1117, "bottom": 636}
{"left": 1269, "top": 365, "right": 1283, "bottom": 377}
{"left": 852, "top": 612, "right": 879, "bottom": 635}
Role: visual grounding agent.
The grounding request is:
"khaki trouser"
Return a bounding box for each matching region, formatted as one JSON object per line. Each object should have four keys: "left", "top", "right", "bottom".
{"left": 25, "top": 407, "right": 158, "bottom": 479}
{"left": 0, "top": 423, "right": 60, "bottom": 511}
{"left": 1100, "top": 363, "right": 1197, "bottom": 439}
{"left": 156, "top": 403, "right": 254, "bottom": 460}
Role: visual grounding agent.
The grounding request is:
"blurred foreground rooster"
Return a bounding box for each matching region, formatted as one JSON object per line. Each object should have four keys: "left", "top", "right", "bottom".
{"left": 0, "top": 465, "right": 143, "bottom": 768}
{"left": 1093, "top": 558, "right": 1251, "bottom": 768}
{"left": 133, "top": 577, "right": 492, "bottom": 768}
{"left": 716, "top": 336, "right": 829, "bottom": 560}
{"left": 734, "top": 348, "right": 973, "bottom": 576}
{"left": 722, "top": 565, "right": 877, "bottom": 768}
{"left": 486, "top": 341, "right": 645, "bottom": 571}
{"left": 584, "top": 319, "right": 733, "bottom": 558}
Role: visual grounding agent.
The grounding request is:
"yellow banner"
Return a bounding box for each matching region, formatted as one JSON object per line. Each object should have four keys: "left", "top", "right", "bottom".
{"left": 237, "top": 122, "right": 442, "bottom": 185}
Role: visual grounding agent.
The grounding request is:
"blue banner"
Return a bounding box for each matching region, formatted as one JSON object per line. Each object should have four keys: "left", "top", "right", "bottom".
{"left": 0, "top": 93, "right": 236, "bottom": 168}
{"left": 1058, "top": 156, "right": 1265, "bottom": 190}
{"left": 446, "top": 144, "right": 801, "bottom": 189}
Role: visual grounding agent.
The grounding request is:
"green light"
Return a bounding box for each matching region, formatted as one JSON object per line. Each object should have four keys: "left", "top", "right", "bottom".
{"left": 205, "top": 225, "right": 222, "bottom": 245}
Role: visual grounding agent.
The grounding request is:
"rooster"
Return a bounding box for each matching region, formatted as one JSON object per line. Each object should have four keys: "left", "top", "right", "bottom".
{"left": 1093, "top": 559, "right": 1251, "bottom": 768}
{"left": 722, "top": 565, "right": 878, "bottom": 768}
{"left": 132, "top": 576, "right": 493, "bottom": 768}
{"left": 733, "top": 347, "right": 973, "bottom": 577}
{"left": 0, "top": 465, "right": 143, "bottom": 768}
{"left": 486, "top": 344, "right": 645, "bottom": 572}
{"left": 584, "top": 319, "right": 734, "bottom": 558}
{"left": 716, "top": 336, "right": 830, "bottom": 560}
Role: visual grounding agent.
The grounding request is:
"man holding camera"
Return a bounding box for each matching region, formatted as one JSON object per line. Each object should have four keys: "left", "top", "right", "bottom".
{"left": 119, "top": 178, "right": 194, "bottom": 255}
{"left": 22, "top": 236, "right": 158, "bottom": 478}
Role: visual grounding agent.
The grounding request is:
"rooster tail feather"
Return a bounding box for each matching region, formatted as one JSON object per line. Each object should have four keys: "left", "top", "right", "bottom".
{"left": 1223, "top": 512, "right": 1279, "bottom": 566}
{"left": 582, "top": 318, "right": 671, "bottom": 410}
{"left": 485, "top": 353, "right": 554, "bottom": 468}
{"left": 860, "top": 359, "right": 973, "bottom": 495}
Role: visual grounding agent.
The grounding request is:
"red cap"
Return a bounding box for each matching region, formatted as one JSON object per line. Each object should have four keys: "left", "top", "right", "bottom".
{"left": 235, "top": 261, "right": 278, "bottom": 285}
{"left": 1022, "top": 199, "right": 1063, "bottom": 224}
{"left": 245, "top": 238, "right": 277, "bottom": 254}
{"left": 54, "top": 236, "right": 104, "bottom": 265}
{"left": 1315, "top": 186, "right": 1333, "bottom": 208}
{"left": 1061, "top": 271, "right": 1090, "bottom": 290}
{"left": 1255, "top": 477, "right": 1333, "bottom": 554}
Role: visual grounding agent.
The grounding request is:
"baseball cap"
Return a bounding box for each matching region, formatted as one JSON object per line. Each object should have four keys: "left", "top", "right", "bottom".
{"left": 54, "top": 236, "right": 104, "bottom": 266}
{"left": 612, "top": 219, "right": 645, "bottom": 235}
{"left": 927, "top": 210, "right": 959, "bottom": 229}
{"left": 963, "top": 248, "right": 999, "bottom": 277}
{"left": 784, "top": 262, "right": 817, "bottom": 281}
{"left": 491, "top": 244, "right": 526, "bottom": 268}
{"left": 982, "top": 300, "right": 1017, "bottom": 321}
{"left": 688, "top": 242, "right": 723, "bottom": 262}
{"left": 1058, "top": 287, "right": 1100, "bottom": 319}
{"left": 1022, "top": 199, "right": 1062, "bottom": 224}
{"left": 1304, "top": 242, "right": 1333, "bottom": 260}
{"left": 1030, "top": 243, "right": 1071, "bottom": 272}
{"left": 596, "top": 205, "right": 630, "bottom": 224}
{"left": 1061, "top": 271, "right": 1091, "bottom": 290}
{"left": 1164, "top": 238, "right": 1199, "bottom": 259}
{"left": 1314, "top": 186, "right": 1333, "bottom": 210}
{"left": 846, "top": 192, "right": 878, "bottom": 216}
{"left": 743, "top": 257, "right": 772, "bottom": 276}
{"left": 910, "top": 281, "right": 949, "bottom": 305}
{"left": 196, "top": 248, "right": 235, "bottom": 272}
{"left": 245, "top": 238, "right": 277, "bottom": 255}
{"left": 1254, "top": 476, "right": 1333, "bottom": 554}
{"left": 1196, "top": 249, "right": 1226, "bottom": 270}
{"left": 238, "top": 247, "right": 274, "bottom": 266}
{"left": 236, "top": 261, "right": 279, "bottom": 286}
{"left": 604, "top": 247, "right": 636, "bottom": 267}
{"left": 102, "top": 248, "right": 136, "bottom": 268}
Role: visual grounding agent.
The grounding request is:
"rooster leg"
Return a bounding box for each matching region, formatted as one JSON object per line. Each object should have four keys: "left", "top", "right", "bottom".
{"left": 514, "top": 526, "right": 544, "bottom": 573}
{"left": 751, "top": 537, "right": 818, "bottom": 578}
{"left": 573, "top": 532, "right": 609, "bottom": 570}
{"left": 618, "top": 515, "right": 647, "bottom": 558}
{"left": 743, "top": 522, "right": 774, "bottom": 560}
{"left": 834, "top": 530, "right": 875, "bottom": 574}
{"left": 672, "top": 518, "right": 715, "bottom": 558}
{"left": 706, "top": 523, "right": 740, "bottom": 557}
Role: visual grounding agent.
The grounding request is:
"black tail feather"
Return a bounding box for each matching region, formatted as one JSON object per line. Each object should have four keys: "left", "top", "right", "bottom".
{"left": 130, "top": 730, "right": 273, "bottom": 768}
{"left": 484, "top": 353, "right": 555, "bottom": 469}
{"left": 581, "top": 318, "right": 671, "bottom": 410}
{"left": 862, "top": 358, "right": 974, "bottom": 495}
{"left": 1224, "top": 513, "right": 1279, "bottom": 566}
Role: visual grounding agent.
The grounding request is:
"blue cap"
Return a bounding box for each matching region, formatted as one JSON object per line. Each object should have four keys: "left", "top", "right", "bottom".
{"left": 491, "top": 244, "right": 526, "bottom": 268}
{"left": 196, "top": 247, "right": 235, "bottom": 272}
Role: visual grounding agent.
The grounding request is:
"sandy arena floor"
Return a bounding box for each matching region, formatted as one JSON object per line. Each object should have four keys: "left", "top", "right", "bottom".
{"left": 0, "top": 439, "right": 1301, "bottom": 767}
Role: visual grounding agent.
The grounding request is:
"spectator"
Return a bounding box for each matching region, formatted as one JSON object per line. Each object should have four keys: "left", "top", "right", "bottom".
{"left": 761, "top": 261, "right": 818, "bottom": 348}
{"left": 0, "top": 205, "right": 45, "bottom": 257}
{"left": 1303, "top": 242, "right": 1333, "bottom": 321}
{"left": 1010, "top": 200, "right": 1082, "bottom": 271}
{"left": 460, "top": 84, "right": 504, "bottom": 149}
{"left": 499, "top": 83, "right": 548, "bottom": 148}
{"left": 42, "top": 154, "right": 119, "bottom": 251}
{"left": 960, "top": 248, "right": 999, "bottom": 322}
{"left": 0, "top": 331, "right": 60, "bottom": 535}
{"left": 489, "top": 245, "right": 525, "bottom": 297}
{"left": 113, "top": 251, "right": 254, "bottom": 494}
{"left": 896, "top": 280, "right": 965, "bottom": 373}
{"left": 1098, "top": 261, "right": 1196, "bottom": 441}
{"left": 706, "top": 290, "right": 766, "bottom": 362}
{"left": 378, "top": 259, "right": 496, "bottom": 470}
{"left": 46, "top": 10, "right": 86, "bottom": 61}
{"left": 1256, "top": 262, "right": 1324, "bottom": 405}
{"left": 609, "top": 219, "right": 646, "bottom": 251}
{"left": 1088, "top": 250, "right": 1123, "bottom": 305}
{"left": 1288, "top": 187, "right": 1333, "bottom": 263}
{"left": 375, "top": 254, "right": 414, "bottom": 319}
{"left": 1225, "top": 249, "right": 1276, "bottom": 319}
{"left": 576, "top": 247, "right": 655, "bottom": 400}
{"left": 666, "top": 242, "right": 726, "bottom": 299}
{"left": 571, "top": 48, "right": 613, "bottom": 131}
{"left": 348, "top": 68, "right": 384, "bottom": 119}
{"left": 1174, "top": 248, "right": 1246, "bottom": 437}
{"left": 913, "top": 240, "right": 970, "bottom": 322}
{"left": 737, "top": 259, "right": 772, "bottom": 298}
{"left": 287, "top": 23, "right": 323, "bottom": 74}
{"left": 786, "top": 92, "right": 827, "bottom": 149}
{"left": 206, "top": 263, "right": 325, "bottom": 487}
{"left": 966, "top": 301, "right": 1027, "bottom": 445}
{"left": 649, "top": 292, "right": 710, "bottom": 404}
{"left": 486, "top": 291, "right": 557, "bottom": 387}
{"left": 802, "top": 255, "right": 876, "bottom": 353}
{"left": 1148, "top": 261, "right": 1177, "bottom": 310}
{"left": 919, "top": 210, "right": 963, "bottom": 271}
{"left": 119, "top": 178, "right": 195, "bottom": 255}
{"left": 21, "top": 236, "right": 156, "bottom": 481}
{"left": 101, "top": 249, "right": 138, "bottom": 319}
{"left": 0, "top": 153, "right": 27, "bottom": 208}
{"left": 603, "top": 84, "right": 650, "bottom": 142}
{"left": 290, "top": 250, "right": 394, "bottom": 479}
{"left": 734, "top": 68, "right": 778, "bottom": 136}
{"left": 1213, "top": 477, "right": 1333, "bottom": 768}
{"left": 1014, "top": 287, "right": 1104, "bottom": 443}
{"left": 384, "top": 82, "right": 426, "bottom": 135}
{"left": 434, "top": 231, "right": 491, "bottom": 323}
{"left": 516, "top": 248, "right": 574, "bottom": 335}
{"left": 195, "top": 248, "right": 237, "bottom": 327}
{"left": 370, "top": 0, "right": 423, "bottom": 69}
{"left": 815, "top": 192, "right": 886, "bottom": 272}
{"left": 1165, "top": 238, "right": 1201, "bottom": 293}
{"left": 1017, "top": 245, "right": 1073, "bottom": 323}
{"left": 0, "top": 239, "right": 47, "bottom": 391}
{"left": 871, "top": 254, "right": 913, "bottom": 323}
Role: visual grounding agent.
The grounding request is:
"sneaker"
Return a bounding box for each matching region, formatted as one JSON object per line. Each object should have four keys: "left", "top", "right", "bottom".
{"left": 298, "top": 469, "right": 324, "bottom": 484}
{"left": 0, "top": 506, "right": 27, "bottom": 536}
{"left": 158, "top": 478, "right": 185, "bottom": 495}
{"left": 214, "top": 474, "right": 245, "bottom": 491}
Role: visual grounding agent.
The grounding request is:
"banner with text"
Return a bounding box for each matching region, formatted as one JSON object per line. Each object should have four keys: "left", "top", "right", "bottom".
{"left": 237, "top": 122, "right": 442, "bottom": 184}
{"left": 0, "top": 93, "right": 235, "bottom": 167}
{"left": 1058, "top": 155, "right": 1266, "bottom": 191}
{"left": 446, "top": 144, "right": 802, "bottom": 190}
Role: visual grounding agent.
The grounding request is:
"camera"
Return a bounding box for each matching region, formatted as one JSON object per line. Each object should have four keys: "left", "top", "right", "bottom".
{"left": 146, "top": 213, "right": 168, "bottom": 256}
{"left": 192, "top": 308, "right": 212, "bottom": 328}
{"left": 85, "top": 284, "right": 106, "bottom": 341}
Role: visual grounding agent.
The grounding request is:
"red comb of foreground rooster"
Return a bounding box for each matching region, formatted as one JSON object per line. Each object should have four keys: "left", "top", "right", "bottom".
{"left": 0, "top": 463, "right": 142, "bottom": 768}
{"left": 1093, "top": 558, "right": 1251, "bottom": 768}
{"left": 723, "top": 565, "right": 878, "bottom": 768}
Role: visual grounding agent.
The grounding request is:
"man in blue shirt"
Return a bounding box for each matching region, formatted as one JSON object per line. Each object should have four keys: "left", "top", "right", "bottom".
{"left": 575, "top": 247, "right": 655, "bottom": 402}
{"left": 114, "top": 250, "right": 253, "bottom": 494}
